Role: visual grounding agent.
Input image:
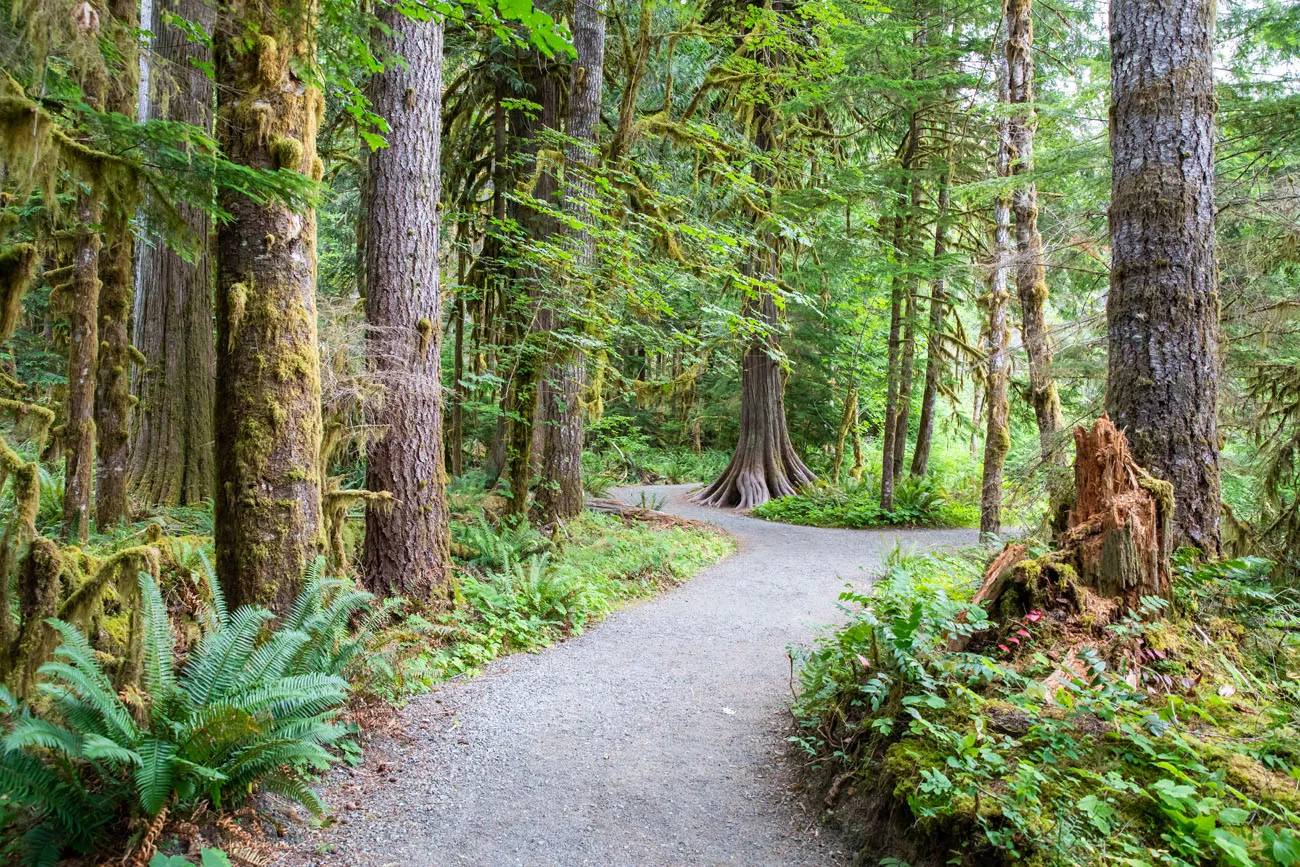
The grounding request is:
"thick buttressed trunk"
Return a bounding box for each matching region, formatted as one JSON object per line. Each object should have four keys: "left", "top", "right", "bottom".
{"left": 980, "top": 28, "right": 1014, "bottom": 539}
{"left": 1007, "top": 0, "right": 1063, "bottom": 466}
{"left": 129, "top": 0, "right": 216, "bottom": 508}
{"left": 214, "top": 5, "right": 324, "bottom": 612}
{"left": 63, "top": 198, "right": 101, "bottom": 544}
{"left": 536, "top": 0, "right": 606, "bottom": 525}
{"left": 95, "top": 0, "right": 140, "bottom": 530}
{"left": 692, "top": 290, "right": 815, "bottom": 509}
{"left": 361, "top": 10, "right": 450, "bottom": 599}
{"left": 1106, "top": 0, "right": 1221, "bottom": 554}
{"left": 911, "top": 174, "right": 950, "bottom": 478}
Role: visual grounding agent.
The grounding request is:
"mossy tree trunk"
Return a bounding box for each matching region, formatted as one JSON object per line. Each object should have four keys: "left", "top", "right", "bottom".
{"left": 911, "top": 171, "right": 950, "bottom": 478}
{"left": 213, "top": 1, "right": 324, "bottom": 612}
{"left": 979, "top": 18, "right": 1014, "bottom": 539}
{"left": 879, "top": 118, "right": 917, "bottom": 511}
{"left": 536, "top": 0, "right": 606, "bottom": 525}
{"left": 94, "top": 0, "right": 140, "bottom": 530}
{"left": 1007, "top": 0, "right": 1063, "bottom": 466}
{"left": 63, "top": 193, "right": 102, "bottom": 544}
{"left": 1106, "top": 0, "right": 1221, "bottom": 553}
{"left": 128, "top": 0, "right": 217, "bottom": 509}
{"left": 360, "top": 6, "right": 451, "bottom": 599}
{"left": 891, "top": 177, "right": 923, "bottom": 476}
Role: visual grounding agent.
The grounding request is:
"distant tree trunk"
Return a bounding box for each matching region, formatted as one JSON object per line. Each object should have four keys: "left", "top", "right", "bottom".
{"left": 1107, "top": 0, "right": 1221, "bottom": 554}
{"left": 911, "top": 173, "right": 950, "bottom": 477}
{"left": 879, "top": 119, "right": 917, "bottom": 511}
{"left": 213, "top": 2, "right": 324, "bottom": 612}
{"left": 63, "top": 197, "right": 101, "bottom": 545}
{"left": 536, "top": 0, "right": 605, "bottom": 524}
{"left": 483, "top": 84, "right": 511, "bottom": 489}
{"left": 693, "top": 285, "right": 816, "bottom": 508}
{"left": 980, "top": 25, "right": 1014, "bottom": 539}
{"left": 95, "top": 0, "right": 140, "bottom": 530}
{"left": 360, "top": 8, "right": 450, "bottom": 599}
{"left": 832, "top": 385, "right": 858, "bottom": 482}
{"left": 891, "top": 178, "right": 923, "bottom": 475}
{"left": 449, "top": 245, "right": 466, "bottom": 478}
{"left": 504, "top": 57, "right": 560, "bottom": 519}
{"left": 1007, "top": 0, "right": 1063, "bottom": 465}
{"left": 128, "top": 0, "right": 216, "bottom": 509}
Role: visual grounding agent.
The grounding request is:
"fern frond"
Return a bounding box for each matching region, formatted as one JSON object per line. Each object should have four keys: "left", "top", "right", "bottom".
{"left": 257, "top": 769, "right": 326, "bottom": 815}
{"left": 180, "top": 606, "right": 275, "bottom": 706}
{"left": 80, "top": 733, "right": 142, "bottom": 767}
{"left": 4, "top": 716, "right": 83, "bottom": 759}
{"left": 134, "top": 734, "right": 177, "bottom": 815}
{"left": 198, "top": 549, "right": 226, "bottom": 630}
{"left": 139, "top": 572, "right": 177, "bottom": 699}
{"left": 228, "top": 673, "right": 348, "bottom": 721}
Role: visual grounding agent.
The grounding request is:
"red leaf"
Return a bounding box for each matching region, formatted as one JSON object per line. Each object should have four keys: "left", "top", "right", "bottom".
{"left": 998, "top": 645, "right": 1010, "bottom": 653}
{"left": 1026, "top": 611, "right": 1043, "bottom": 622}
{"left": 1016, "top": 629, "right": 1031, "bottom": 638}
{"left": 1008, "top": 636, "right": 1020, "bottom": 645}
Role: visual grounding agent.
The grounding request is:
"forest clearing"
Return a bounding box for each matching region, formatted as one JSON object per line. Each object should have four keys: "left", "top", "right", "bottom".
{"left": 1, "top": 0, "right": 1298, "bottom": 862}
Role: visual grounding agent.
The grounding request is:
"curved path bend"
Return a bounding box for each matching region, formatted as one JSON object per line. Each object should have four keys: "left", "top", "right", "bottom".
{"left": 285, "top": 485, "right": 977, "bottom": 867}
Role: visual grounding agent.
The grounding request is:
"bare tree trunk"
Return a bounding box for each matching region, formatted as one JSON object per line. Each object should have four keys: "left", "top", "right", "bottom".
{"left": 129, "top": 0, "right": 217, "bottom": 510}
{"left": 95, "top": 0, "right": 140, "bottom": 530}
{"left": 360, "top": 8, "right": 450, "bottom": 599}
{"left": 891, "top": 178, "right": 923, "bottom": 475}
{"left": 693, "top": 286, "right": 816, "bottom": 508}
{"left": 536, "top": 0, "right": 605, "bottom": 524}
{"left": 980, "top": 17, "right": 1014, "bottom": 539}
{"left": 911, "top": 173, "right": 950, "bottom": 477}
{"left": 1007, "top": 0, "right": 1063, "bottom": 465}
{"left": 1106, "top": 0, "right": 1221, "bottom": 553}
{"left": 214, "top": 1, "right": 324, "bottom": 612}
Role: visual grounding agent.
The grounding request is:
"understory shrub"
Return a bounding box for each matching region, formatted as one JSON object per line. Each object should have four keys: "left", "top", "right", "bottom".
{"left": 0, "top": 564, "right": 359, "bottom": 866}
{"left": 793, "top": 549, "right": 1300, "bottom": 867}
{"left": 754, "top": 476, "right": 978, "bottom": 528}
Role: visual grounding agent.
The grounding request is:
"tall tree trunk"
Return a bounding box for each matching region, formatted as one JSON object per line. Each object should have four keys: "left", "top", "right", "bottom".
{"left": 63, "top": 196, "right": 101, "bottom": 544}
{"left": 980, "top": 16, "right": 1014, "bottom": 539}
{"left": 129, "top": 0, "right": 217, "bottom": 509}
{"left": 879, "top": 120, "right": 917, "bottom": 511}
{"left": 360, "top": 8, "right": 449, "bottom": 599}
{"left": 213, "top": 2, "right": 324, "bottom": 612}
{"left": 693, "top": 285, "right": 816, "bottom": 508}
{"left": 891, "top": 178, "right": 923, "bottom": 475}
{"left": 483, "top": 84, "right": 511, "bottom": 488}
{"left": 536, "top": 0, "right": 605, "bottom": 524}
{"left": 1106, "top": 0, "right": 1221, "bottom": 553}
{"left": 95, "top": 0, "right": 140, "bottom": 530}
{"left": 911, "top": 172, "right": 950, "bottom": 478}
{"left": 1007, "top": 0, "right": 1063, "bottom": 465}
{"left": 449, "top": 227, "right": 466, "bottom": 479}
{"left": 832, "top": 385, "right": 858, "bottom": 483}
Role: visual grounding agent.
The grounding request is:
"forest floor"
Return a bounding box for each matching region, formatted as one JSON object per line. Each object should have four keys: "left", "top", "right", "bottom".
{"left": 277, "top": 485, "right": 978, "bottom": 867}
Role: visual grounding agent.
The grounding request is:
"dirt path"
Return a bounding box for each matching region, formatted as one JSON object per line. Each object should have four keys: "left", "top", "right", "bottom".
{"left": 283, "top": 485, "right": 977, "bottom": 867}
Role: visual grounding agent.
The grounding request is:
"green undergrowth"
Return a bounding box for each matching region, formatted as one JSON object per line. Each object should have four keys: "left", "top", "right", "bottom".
{"left": 753, "top": 476, "right": 979, "bottom": 529}
{"left": 793, "top": 549, "right": 1300, "bottom": 867}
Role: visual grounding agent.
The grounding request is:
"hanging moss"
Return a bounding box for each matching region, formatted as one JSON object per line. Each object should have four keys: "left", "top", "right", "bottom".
{"left": 271, "top": 135, "right": 304, "bottom": 171}
{"left": 0, "top": 243, "right": 36, "bottom": 342}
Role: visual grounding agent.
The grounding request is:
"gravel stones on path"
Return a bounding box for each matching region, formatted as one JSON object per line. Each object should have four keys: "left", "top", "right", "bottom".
{"left": 279, "top": 485, "right": 977, "bottom": 867}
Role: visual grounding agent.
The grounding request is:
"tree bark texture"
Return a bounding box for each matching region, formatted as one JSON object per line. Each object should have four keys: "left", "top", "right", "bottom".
{"left": 94, "top": 0, "right": 140, "bottom": 530}
{"left": 1007, "top": 0, "right": 1063, "bottom": 465}
{"left": 129, "top": 0, "right": 217, "bottom": 509}
{"left": 911, "top": 174, "right": 950, "bottom": 478}
{"left": 692, "top": 287, "right": 816, "bottom": 509}
{"left": 360, "top": 9, "right": 450, "bottom": 599}
{"left": 980, "top": 26, "right": 1014, "bottom": 539}
{"left": 1106, "top": 0, "right": 1221, "bottom": 553}
{"left": 879, "top": 120, "right": 917, "bottom": 511}
{"left": 214, "top": 4, "right": 324, "bottom": 612}
{"left": 891, "top": 178, "right": 923, "bottom": 476}
{"left": 63, "top": 196, "right": 101, "bottom": 544}
{"left": 536, "top": 0, "right": 605, "bottom": 524}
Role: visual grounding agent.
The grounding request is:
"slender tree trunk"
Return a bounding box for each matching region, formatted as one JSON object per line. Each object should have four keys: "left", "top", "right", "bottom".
{"left": 129, "top": 0, "right": 217, "bottom": 509}
{"left": 63, "top": 196, "right": 101, "bottom": 544}
{"left": 911, "top": 173, "right": 950, "bottom": 477}
{"left": 94, "top": 0, "right": 140, "bottom": 530}
{"left": 832, "top": 386, "right": 858, "bottom": 483}
{"left": 1008, "top": 0, "right": 1063, "bottom": 465}
{"left": 1106, "top": 0, "right": 1220, "bottom": 553}
{"left": 536, "top": 0, "right": 605, "bottom": 524}
{"left": 879, "top": 117, "right": 918, "bottom": 510}
{"left": 483, "top": 84, "right": 511, "bottom": 488}
{"left": 449, "top": 228, "right": 466, "bottom": 478}
{"left": 891, "top": 178, "right": 923, "bottom": 475}
{"left": 213, "top": 2, "right": 324, "bottom": 612}
{"left": 360, "top": 8, "right": 449, "bottom": 599}
{"left": 980, "top": 16, "right": 1014, "bottom": 539}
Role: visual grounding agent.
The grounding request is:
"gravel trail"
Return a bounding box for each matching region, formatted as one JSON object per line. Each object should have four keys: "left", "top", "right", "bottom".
{"left": 284, "top": 485, "right": 977, "bottom": 867}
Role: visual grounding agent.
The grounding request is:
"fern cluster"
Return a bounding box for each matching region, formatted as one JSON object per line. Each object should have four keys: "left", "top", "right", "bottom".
{"left": 0, "top": 560, "right": 363, "bottom": 866}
